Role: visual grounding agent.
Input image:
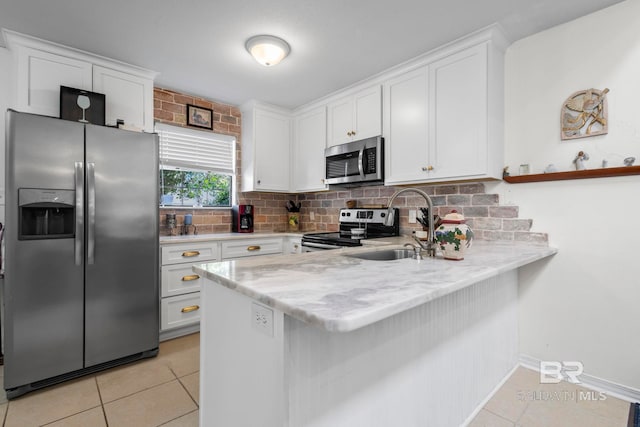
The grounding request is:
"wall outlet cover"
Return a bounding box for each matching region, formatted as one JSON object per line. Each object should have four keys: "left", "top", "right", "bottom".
{"left": 251, "top": 302, "right": 274, "bottom": 337}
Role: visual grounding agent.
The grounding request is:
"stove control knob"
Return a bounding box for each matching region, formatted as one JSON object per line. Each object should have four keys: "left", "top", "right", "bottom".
{"left": 381, "top": 212, "right": 386, "bottom": 217}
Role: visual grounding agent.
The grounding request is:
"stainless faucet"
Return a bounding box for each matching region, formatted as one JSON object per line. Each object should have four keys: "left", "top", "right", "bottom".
{"left": 385, "top": 188, "right": 437, "bottom": 257}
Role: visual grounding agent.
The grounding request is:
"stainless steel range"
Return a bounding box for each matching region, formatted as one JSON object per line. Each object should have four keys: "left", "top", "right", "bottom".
{"left": 301, "top": 208, "right": 399, "bottom": 251}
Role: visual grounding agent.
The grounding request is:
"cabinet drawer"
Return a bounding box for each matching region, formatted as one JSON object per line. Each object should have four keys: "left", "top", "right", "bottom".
{"left": 221, "top": 238, "right": 283, "bottom": 260}
{"left": 161, "top": 242, "right": 219, "bottom": 265}
{"left": 161, "top": 265, "right": 203, "bottom": 298}
{"left": 161, "top": 293, "right": 201, "bottom": 331}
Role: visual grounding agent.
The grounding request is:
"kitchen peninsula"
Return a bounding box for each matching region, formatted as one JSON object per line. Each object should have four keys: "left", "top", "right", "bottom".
{"left": 194, "top": 240, "right": 556, "bottom": 426}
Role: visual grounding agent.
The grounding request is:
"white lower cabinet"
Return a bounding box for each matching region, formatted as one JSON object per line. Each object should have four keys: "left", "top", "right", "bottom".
{"left": 160, "top": 241, "right": 219, "bottom": 341}
{"left": 221, "top": 238, "right": 283, "bottom": 260}
{"left": 160, "top": 236, "right": 296, "bottom": 340}
{"left": 161, "top": 264, "right": 204, "bottom": 297}
{"left": 286, "top": 236, "right": 302, "bottom": 254}
{"left": 161, "top": 293, "right": 202, "bottom": 331}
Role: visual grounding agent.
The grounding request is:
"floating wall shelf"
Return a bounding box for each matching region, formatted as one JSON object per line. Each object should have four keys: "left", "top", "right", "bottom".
{"left": 503, "top": 165, "right": 640, "bottom": 183}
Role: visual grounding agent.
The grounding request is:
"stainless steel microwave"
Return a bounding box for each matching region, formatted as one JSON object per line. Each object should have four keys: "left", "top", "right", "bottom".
{"left": 324, "top": 136, "right": 384, "bottom": 186}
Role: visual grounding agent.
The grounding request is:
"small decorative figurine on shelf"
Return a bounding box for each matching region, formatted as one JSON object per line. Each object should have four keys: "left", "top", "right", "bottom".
{"left": 502, "top": 166, "right": 510, "bottom": 178}
{"left": 574, "top": 151, "right": 590, "bottom": 170}
{"left": 624, "top": 156, "right": 636, "bottom": 167}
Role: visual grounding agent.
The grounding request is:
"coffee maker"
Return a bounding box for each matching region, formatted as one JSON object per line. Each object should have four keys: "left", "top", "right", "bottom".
{"left": 232, "top": 204, "right": 254, "bottom": 233}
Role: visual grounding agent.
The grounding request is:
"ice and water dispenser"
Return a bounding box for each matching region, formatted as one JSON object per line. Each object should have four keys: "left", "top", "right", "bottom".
{"left": 18, "top": 189, "right": 75, "bottom": 239}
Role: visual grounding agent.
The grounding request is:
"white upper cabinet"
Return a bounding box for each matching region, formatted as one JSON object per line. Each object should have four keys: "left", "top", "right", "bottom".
{"left": 292, "top": 106, "right": 327, "bottom": 192}
{"left": 241, "top": 102, "right": 291, "bottom": 192}
{"left": 4, "top": 30, "right": 157, "bottom": 132}
{"left": 384, "top": 35, "right": 504, "bottom": 185}
{"left": 15, "top": 47, "right": 93, "bottom": 117}
{"left": 327, "top": 85, "right": 381, "bottom": 146}
{"left": 383, "top": 66, "right": 430, "bottom": 184}
{"left": 92, "top": 65, "right": 154, "bottom": 132}
{"left": 428, "top": 44, "right": 488, "bottom": 180}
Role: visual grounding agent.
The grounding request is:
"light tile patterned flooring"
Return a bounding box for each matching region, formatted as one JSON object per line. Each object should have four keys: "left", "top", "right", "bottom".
{"left": 0, "top": 333, "right": 200, "bottom": 427}
{"left": 0, "top": 333, "right": 631, "bottom": 426}
{"left": 469, "top": 366, "right": 631, "bottom": 427}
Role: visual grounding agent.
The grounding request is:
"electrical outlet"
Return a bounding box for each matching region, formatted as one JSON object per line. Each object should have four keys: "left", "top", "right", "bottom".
{"left": 251, "top": 303, "right": 273, "bottom": 336}
{"left": 408, "top": 210, "right": 417, "bottom": 224}
{"left": 310, "top": 211, "right": 315, "bottom": 221}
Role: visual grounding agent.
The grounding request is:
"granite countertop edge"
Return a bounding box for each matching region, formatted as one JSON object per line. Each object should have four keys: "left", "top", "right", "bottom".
{"left": 193, "top": 239, "right": 557, "bottom": 333}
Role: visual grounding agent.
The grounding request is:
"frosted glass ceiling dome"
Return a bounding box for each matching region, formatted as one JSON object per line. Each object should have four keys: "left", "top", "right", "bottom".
{"left": 245, "top": 35, "right": 291, "bottom": 67}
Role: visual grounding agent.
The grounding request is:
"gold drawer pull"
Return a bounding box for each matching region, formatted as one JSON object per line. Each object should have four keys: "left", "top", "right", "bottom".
{"left": 181, "top": 305, "right": 200, "bottom": 313}
{"left": 247, "top": 245, "right": 261, "bottom": 251}
{"left": 182, "top": 250, "right": 200, "bottom": 257}
{"left": 181, "top": 274, "right": 200, "bottom": 281}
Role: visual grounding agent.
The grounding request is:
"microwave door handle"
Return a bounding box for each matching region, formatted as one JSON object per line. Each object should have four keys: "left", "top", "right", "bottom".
{"left": 358, "top": 149, "right": 365, "bottom": 178}
{"left": 87, "top": 162, "right": 96, "bottom": 265}
{"left": 74, "top": 162, "right": 84, "bottom": 266}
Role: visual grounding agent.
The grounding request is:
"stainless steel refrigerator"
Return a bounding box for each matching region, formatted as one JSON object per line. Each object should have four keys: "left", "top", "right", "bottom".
{"left": 3, "top": 110, "right": 159, "bottom": 398}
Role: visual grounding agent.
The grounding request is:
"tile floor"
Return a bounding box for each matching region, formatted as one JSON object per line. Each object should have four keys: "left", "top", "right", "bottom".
{"left": 468, "top": 366, "right": 631, "bottom": 427}
{"left": 0, "top": 333, "right": 200, "bottom": 427}
{"left": 0, "top": 333, "right": 631, "bottom": 426}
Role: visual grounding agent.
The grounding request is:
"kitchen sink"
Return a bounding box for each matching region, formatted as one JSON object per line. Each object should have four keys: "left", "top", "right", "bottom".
{"left": 347, "top": 248, "right": 415, "bottom": 261}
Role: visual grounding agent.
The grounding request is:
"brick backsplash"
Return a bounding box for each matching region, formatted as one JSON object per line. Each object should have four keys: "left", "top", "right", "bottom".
{"left": 155, "top": 87, "right": 546, "bottom": 244}
{"left": 292, "top": 183, "right": 547, "bottom": 244}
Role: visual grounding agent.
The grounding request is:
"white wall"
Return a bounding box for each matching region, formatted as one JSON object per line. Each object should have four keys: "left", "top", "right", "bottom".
{"left": 491, "top": 0, "right": 640, "bottom": 390}
{"left": 0, "top": 46, "right": 11, "bottom": 224}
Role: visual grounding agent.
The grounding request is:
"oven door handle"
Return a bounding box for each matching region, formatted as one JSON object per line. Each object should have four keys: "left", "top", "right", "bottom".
{"left": 301, "top": 241, "right": 344, "bottom": 250}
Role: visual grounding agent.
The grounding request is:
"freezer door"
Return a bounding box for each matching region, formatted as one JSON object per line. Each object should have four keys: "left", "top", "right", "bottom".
{"left": 4, "top": 111, "right": 85, "bottom": 388}
{"left": 84, "top": 125, "right": 159, "bottom": 366}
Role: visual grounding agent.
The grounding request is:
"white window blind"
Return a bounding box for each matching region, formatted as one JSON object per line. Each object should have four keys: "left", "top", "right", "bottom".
{"left": 155, "top": 122, "right": 235, "bottom": 174}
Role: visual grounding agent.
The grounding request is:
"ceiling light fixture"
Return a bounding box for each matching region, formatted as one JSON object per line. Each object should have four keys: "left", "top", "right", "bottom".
{"left": 245, "top": 35, "right": 291, "bottom": 67}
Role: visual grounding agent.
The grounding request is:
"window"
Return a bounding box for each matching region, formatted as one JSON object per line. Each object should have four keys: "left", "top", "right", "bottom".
{"left": 156, "top": 123, "right": 236, "bottom": 208}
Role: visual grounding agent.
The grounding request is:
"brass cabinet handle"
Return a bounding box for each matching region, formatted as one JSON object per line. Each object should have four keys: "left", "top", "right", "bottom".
{"left": 421, "top": 166, "right": 434, "bottom": 172}
{"left": 181, "top": 305, "right": 200, "bottom": 313}
{"left": 182, "top": 250, "right": 200, "bottom": 257}
{"left": 181, "top": 274, "right": 200, "bottom": 281}
{"left": 247, "top": 245, "right": 261, "bottom": 251}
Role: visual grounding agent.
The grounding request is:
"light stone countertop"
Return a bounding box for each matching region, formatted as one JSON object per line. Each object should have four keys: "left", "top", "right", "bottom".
{"left": 160, "top": 231, "right": 304, "bottom": 244}
{"left": 193, "top": 239, "right": 557, "bottom": 332}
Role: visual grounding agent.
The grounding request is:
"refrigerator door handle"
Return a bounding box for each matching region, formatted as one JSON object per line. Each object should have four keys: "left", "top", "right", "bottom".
{"left": 87, "top": 162, "right": 96, "bottom": 265}
{"left": 74, "top": 162, "right": 84, "bottom": 266}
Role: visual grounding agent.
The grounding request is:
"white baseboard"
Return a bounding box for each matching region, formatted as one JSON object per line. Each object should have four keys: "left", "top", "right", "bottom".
{"left": 460, "top": 364, "right": 521, "bottom": 426}
{"left": 519, "top": 354, "right": 640, "bottom": 403}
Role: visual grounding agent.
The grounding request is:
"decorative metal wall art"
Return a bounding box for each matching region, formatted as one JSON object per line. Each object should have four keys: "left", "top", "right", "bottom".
{"left": 561, "top": 88, "right": 609, "bottom": 140}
